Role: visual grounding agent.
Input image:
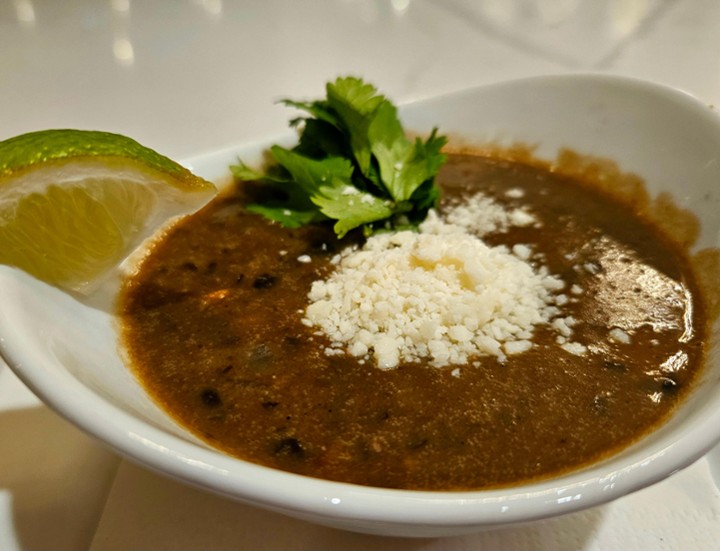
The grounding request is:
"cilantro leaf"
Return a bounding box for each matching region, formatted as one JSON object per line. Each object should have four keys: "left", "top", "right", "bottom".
{"left": 294, "top": 119, "right": 348, "bottom": 159}
{"left": 229, "top": 159, "right": 268, "bottom": 182}
{"left": 245, "top": 204, "right": 323, "bottom": 228}
{"left": 232, "top": 76, "right": 447, "bottom": 239}
{"left": 312, "top": 182, "right": 394, "bottom": 238}
{"left": 326, "top": 77, "right": 387, "bottom": 177}
{"left": 230, "top": 155, "right": 313, "bottom": 211}
{"left": 230, "top": 155, "right": 326, "bottom": 228}
{"left": 269, "top": 146, "right": 354, "bottom": 196}
{"left": 370, "top": 103, "right": 447, "bottom": 203}
{"left": 279, "top": 99, "right": 340, "bottom": 128}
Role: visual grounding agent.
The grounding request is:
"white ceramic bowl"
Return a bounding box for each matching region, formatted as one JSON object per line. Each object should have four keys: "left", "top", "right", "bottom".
{"left": 2, "top": 75, "right": 720, "bottom": 538}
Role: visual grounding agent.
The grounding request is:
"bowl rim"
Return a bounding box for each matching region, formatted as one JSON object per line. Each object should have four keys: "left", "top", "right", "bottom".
{"left": 3, "top": 72, "right": 720, "bottom": 532}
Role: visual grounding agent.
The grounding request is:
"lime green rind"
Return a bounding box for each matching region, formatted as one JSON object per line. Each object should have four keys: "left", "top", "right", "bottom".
{"left": 0, "top": 129, "right": 212, "bottom": 191}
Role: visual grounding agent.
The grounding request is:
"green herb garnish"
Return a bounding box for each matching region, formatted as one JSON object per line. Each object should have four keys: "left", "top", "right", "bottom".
{"left": 231, "top": 76, "right": 447, "bottom": 238}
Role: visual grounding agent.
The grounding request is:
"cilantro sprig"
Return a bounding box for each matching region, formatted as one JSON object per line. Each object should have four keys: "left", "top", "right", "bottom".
{"left": 230, "top": 76, "right": 447, "bottom": 238}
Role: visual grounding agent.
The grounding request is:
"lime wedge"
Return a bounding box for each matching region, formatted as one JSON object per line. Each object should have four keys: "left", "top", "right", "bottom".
{"left": 0, "top": 129, "right": 216, "bottom": 293}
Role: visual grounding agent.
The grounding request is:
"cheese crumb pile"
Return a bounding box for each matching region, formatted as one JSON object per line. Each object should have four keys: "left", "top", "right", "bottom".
{"left": 304, "top": 193, "right": 571, "bottom": 369}
{"left": 443, "top": 193, "right": 536, "bottom": 236}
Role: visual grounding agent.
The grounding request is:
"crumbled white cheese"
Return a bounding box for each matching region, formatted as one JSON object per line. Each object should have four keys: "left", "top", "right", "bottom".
{"left": 512, "top": 244, "right": 532, "bottom": 261}
{"left": 561, "top": 342, "right": 588, "bottom": 356}
{"left": 551, "top": 317, "right": 574, "bottom": 338}
{"left": 609, "top": 327, "right": 631, "bottom": 344}
{"left": 297, "top": 255, "right": 312, "bottom": 264}
{"left": 509, "top": 209, "right": 537, "bottom": 227}
{"left": 504, "top": 340, "right": 533, "bottom": 355}
{"left": 583, "top": 262, "right": 601, "bottom": 275}
{"left": 304, "top": 193, "right": 571, "bottom": 369}
{"left": 443, "top": 193, "right": 537, "bottom": 237}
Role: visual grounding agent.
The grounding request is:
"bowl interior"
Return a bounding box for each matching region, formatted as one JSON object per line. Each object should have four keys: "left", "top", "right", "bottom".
{"left": 2, "top": 74, "right": 720, "bottom": 537}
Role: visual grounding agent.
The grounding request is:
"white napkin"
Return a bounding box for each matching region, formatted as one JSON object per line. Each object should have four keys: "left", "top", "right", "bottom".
{"left": 90, "top": 455, "right": 720, "bottom": 550}
{"left": 0, "top": 366, "right": 120, "bottom": 551}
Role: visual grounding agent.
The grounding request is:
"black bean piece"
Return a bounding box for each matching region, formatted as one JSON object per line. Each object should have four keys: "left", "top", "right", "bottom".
{"left": 283, "top": 335, "right": 302, "bottom": 347}
{"left": 658, "top": 376, "right": 679, "bottom": 391}
{"left": 274, "top": 437, "right": 304, "bottom": 457}
{"left": 262, "top": 401, "right": 279, "bottom": 409}
{"left": 253, "top": 274, "right": 277, "bottom": 289}
{"left": 408, "top": 438, "right": 429, "bottom": 450}
{"left": 201, "top": 389, "right": 222, "bottom": 407}
{"left": 181, "top": 261, "right": 198, "bottom": 271}
{"left": 135, "top": 284, "right": 190, "bottom": 310}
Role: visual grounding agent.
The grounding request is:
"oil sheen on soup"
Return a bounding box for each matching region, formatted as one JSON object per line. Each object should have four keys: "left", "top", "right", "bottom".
{"left": 119, "top": 153, "right": 707, "bottom": 490}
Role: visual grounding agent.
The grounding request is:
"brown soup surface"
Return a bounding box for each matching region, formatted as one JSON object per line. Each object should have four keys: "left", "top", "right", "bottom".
{"left": 119, "top": 153, "right": 706, "bottom": 490}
